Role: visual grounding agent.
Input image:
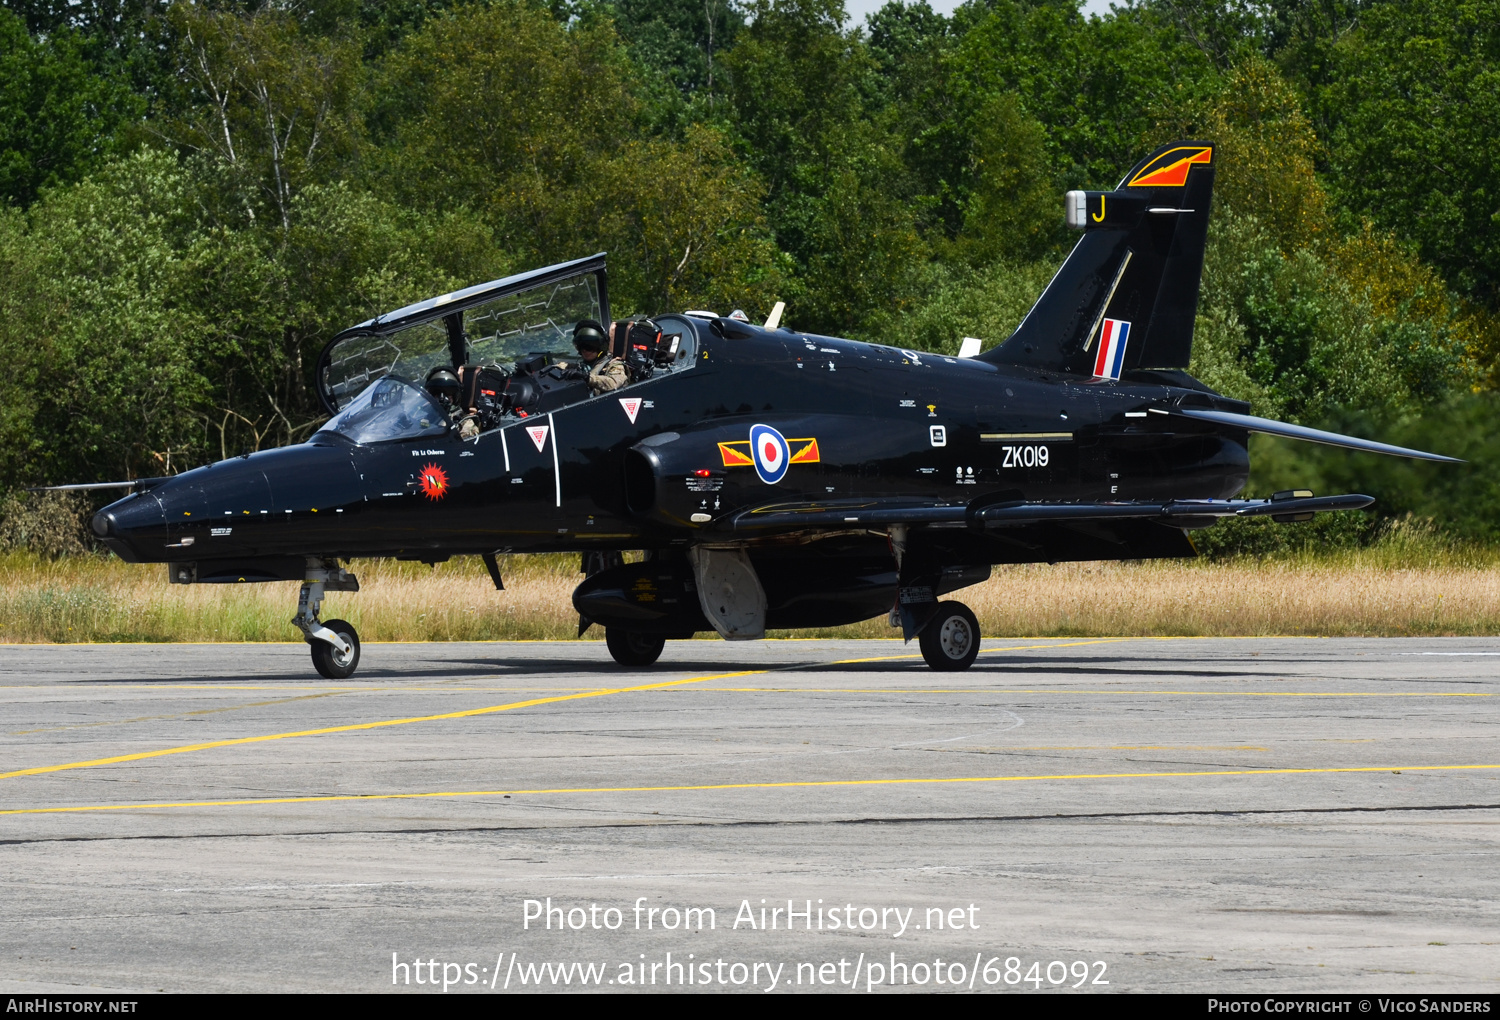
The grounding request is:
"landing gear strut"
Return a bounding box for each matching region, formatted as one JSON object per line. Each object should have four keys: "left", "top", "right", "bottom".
{"left": 294, "top": 561, "right": 362, "bottom": 679}
{"left": 918, "top": 600, "right": 980, "bottom": 671}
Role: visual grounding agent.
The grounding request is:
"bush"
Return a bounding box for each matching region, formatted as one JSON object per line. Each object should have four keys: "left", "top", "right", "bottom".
{"left": 0, "top": 490, "right": 93, "bottom": 557}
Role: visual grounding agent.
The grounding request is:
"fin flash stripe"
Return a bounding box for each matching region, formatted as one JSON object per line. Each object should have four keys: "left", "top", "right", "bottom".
{"left": 1127, "top": 146, "right": 1212, "bottom": 188}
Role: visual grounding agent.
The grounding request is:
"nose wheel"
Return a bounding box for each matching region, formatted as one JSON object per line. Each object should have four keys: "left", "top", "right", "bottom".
{"left": 918, "top": 600, "right": 981, "bottom": 671}
{"left": 310, "top": 619, "right": 361, "bottom": 679}
{"left": 292, "top": 561, "right": 362, "bottom": 678}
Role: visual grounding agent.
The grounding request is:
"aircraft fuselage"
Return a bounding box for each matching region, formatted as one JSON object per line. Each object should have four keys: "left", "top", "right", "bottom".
{"left": 95, "top": 315, "right": 1250, "bottom": 574}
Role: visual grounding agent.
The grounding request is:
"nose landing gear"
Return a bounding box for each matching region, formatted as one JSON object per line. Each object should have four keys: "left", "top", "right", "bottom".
{"left": 294, "top": 560, "right": 362, "bottom": 679}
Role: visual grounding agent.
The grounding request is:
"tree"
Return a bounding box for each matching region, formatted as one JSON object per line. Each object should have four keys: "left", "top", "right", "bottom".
{"left": 10, "top": 149, "right": 206, "bottom": 483}
{"left": 0, "top": 8, "right": 140, "bottom": 207}
{"left": 1151, "top": 58, "right": 1326, "bottom": 254}
{"left": 179, "top": 177, "right": 502, "bottom": 455}
{"left": 162, "top": 3, "right": 363, "bottom": 232}
{"left": 608, "top": 0, "right": 744, "bottom": 105}
{"left": 592, "top": 124, "right": 788, "bottom": 314}
{"left": 1315, "top": 0, "right": 1500, "bottom": 308}
{"left": 374, "top": 3, "right": 785, "bottom": 316}
{"left": 371, "top": 2, "right": 637, "bottom": 255}
{"left": 722, "top": 0, "right": 927, "bottom": 333}
{"left": 946, "top": 0, "right": 1220, "bottom": 188}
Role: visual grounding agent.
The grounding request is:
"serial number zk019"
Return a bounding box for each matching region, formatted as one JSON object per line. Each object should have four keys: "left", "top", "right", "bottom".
{"left": 1001, "top": 444, "right": 1050, "bottom": 468}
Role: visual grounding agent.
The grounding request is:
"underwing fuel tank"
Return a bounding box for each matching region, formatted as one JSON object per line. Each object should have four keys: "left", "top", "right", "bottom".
{"left": 573, "top": 558, "right": 708, "bottom": 637}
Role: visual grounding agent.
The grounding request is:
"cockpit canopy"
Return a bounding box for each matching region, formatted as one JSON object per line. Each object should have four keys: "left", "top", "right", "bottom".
{"left": 315, "top": 253, "right": 608, "bottom": 414}
{"left": 314, "top": 376, "right": 449, "bottom": 445}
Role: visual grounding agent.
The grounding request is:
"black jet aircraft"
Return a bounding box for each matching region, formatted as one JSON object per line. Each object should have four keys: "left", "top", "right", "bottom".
{"left": 82, "top": 141, "right": 1458, "bottom": 679}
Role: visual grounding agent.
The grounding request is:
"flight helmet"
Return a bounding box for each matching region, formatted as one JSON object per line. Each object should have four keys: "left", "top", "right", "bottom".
{"left": 425, "top": 367, "right": 461, "bottom": 404}
{"left": 573, "top": 319, "right": 608, "bottom": 353}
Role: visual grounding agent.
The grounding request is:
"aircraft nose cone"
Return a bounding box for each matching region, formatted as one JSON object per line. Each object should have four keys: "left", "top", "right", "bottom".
{"left": 92, "top": 491, "right": 166, "bottom": 562}
{"left": 90, "top": 509, "right": 114, "bottom": 537}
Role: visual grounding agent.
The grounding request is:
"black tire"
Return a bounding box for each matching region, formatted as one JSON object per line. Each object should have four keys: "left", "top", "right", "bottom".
{"left": 605, "top": 627, "right": 665, "bottom": 667}
{"left": 310, "top": 619, "right": 361, "bottom": 679}
{"left": 918, "top": 601, "right": 981, "bottom": 671}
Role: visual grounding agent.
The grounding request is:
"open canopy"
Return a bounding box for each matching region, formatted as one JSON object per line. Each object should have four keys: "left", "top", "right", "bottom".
{"left": 314, "top": 253, "right": 609, "bottom": 414}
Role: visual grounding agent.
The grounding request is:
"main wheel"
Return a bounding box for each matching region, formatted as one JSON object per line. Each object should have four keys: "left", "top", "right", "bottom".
{"left": 918, "top": 601, "right": 981, "bottom": 671}
{"left": 310, "top": 619, "right": 361, "bottom": 679}
{"left": 605, "top": 627, "right": 666, "bottom": 667}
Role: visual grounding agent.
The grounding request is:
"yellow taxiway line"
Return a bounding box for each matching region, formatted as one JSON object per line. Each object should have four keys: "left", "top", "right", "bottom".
{"left": 0, "top": 669, "right": 765, "bottom": 781}
{"left": 4, "top": 763, "right": 1497, "bottom": 816}
{"left": 0, "top": 640, "right": 1124, "bottom": 781}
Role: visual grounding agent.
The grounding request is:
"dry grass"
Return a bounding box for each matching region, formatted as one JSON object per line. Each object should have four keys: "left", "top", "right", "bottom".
{"left": 0, "top": 554, "right": 585, "bottom": 644}
{"left": 960, "top": 559, "right": 1500, "bottom": 638}
{"left": 3, "top": 539, "right": 1500, "bottom": 643}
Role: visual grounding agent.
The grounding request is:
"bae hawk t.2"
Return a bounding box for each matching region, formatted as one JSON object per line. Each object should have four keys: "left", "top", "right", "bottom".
{"left": 82, "top": 142, "right": 1458, "bottom": 678}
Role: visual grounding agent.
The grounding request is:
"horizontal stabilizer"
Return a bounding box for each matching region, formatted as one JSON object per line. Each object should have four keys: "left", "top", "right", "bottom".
{"left": 1171, "top": 408, "right": 1462, "bottom": 463}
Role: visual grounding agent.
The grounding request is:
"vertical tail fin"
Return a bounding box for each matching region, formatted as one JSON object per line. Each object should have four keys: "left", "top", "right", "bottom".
{"left": 980, "top": 141, "right": 1216, "bottom": 377}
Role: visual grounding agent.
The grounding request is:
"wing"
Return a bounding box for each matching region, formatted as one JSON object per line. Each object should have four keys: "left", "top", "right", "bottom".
{"left": 725, "top": 492, "right": 1374, "bottom": 532}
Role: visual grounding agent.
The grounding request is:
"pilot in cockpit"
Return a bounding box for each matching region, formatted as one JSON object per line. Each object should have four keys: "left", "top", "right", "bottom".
{"left": 425, "top": 367, "right": 483, "bottom": 439}
{"left": 560, "top": 319, "right": 628, "bottom": 395}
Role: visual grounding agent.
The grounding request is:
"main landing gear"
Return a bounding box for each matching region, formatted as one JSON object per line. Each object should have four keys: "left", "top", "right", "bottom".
{"left": 605, "top": 627, "right": 666, "bottom": 667}
{"left": 918, "top": 601, "right": 981, "bottom": 672}
{"left": 294, "top": 562, "right": 362, "bottom": 679}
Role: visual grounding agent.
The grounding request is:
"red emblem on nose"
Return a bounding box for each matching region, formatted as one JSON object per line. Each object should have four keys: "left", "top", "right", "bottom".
{"left": 418, "top": 463, "right": 449, "bottom": 501}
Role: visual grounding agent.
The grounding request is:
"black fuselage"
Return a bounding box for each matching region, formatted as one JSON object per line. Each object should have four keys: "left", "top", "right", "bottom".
{"left": 96, "top": 315, "right": 1250, "bottom": 587}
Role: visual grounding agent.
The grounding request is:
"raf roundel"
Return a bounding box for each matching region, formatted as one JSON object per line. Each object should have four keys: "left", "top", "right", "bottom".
{"left": 748, "top": 423, "right": 790, "bottom": 485}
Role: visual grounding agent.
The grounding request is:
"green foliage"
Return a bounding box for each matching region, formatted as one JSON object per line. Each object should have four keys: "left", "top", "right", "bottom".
{"left": 1190, "top": 509, "right": 1379, "bottom": 561}
{"left": 179, "top": 176, "right": 503, "bottom": 454}
{"left": 1249, "top": 393, "right": 1500, "bottom": 545}
{"left": 590, "top": 124, "right": 790, "bottom": 314}
{"left": 161, "top": 4, "right": 364, "bottom": 231}
{"left": 1153, "top": 57, "right": 1326, "bottom": 252}
{"left": 609, "top": 0, "right": 743, "bottom": 118}
{"left": 1310, "top": 0, "right": 1500, "bottom": 308}
{"left": 0, "top": 490, "right": 92, "bottom": 557}
{"left": 947, "top": 0, "right": 1220, "bottom": 187}
{"left": 723, "top": 0, "right": 928, "bottom": 333}
{"left": 875, "top": 258, "right": 1060, "bottom": 354}
{"left": 371, "top": 2, "right": 637, "bottom": 238}
{"left": 0, "top": 0, "right": 1494, "bottom": 569}
{"left": 371, "top": 3, "right": 783, "bottom": 316}
{"left": 9, "top": 149, "right": 206, "bottom": 481}
{"left": 953, "top": 93, "right": 1056, "bottom": 264}
{"left": 0, "top": 8, "right": 140, "bottom": 206}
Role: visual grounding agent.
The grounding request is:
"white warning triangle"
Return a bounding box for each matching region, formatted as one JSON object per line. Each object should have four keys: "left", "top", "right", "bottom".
{"left": 526, "top": 424, "right": 550, "bottom": 452}
{"left": 619, "top": 397, "right": 642, "bottom": 424}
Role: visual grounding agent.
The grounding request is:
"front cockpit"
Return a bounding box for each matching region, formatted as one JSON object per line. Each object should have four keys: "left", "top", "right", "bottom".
{"left": 314, "top": 376, "right": 450, "bottom": 446}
